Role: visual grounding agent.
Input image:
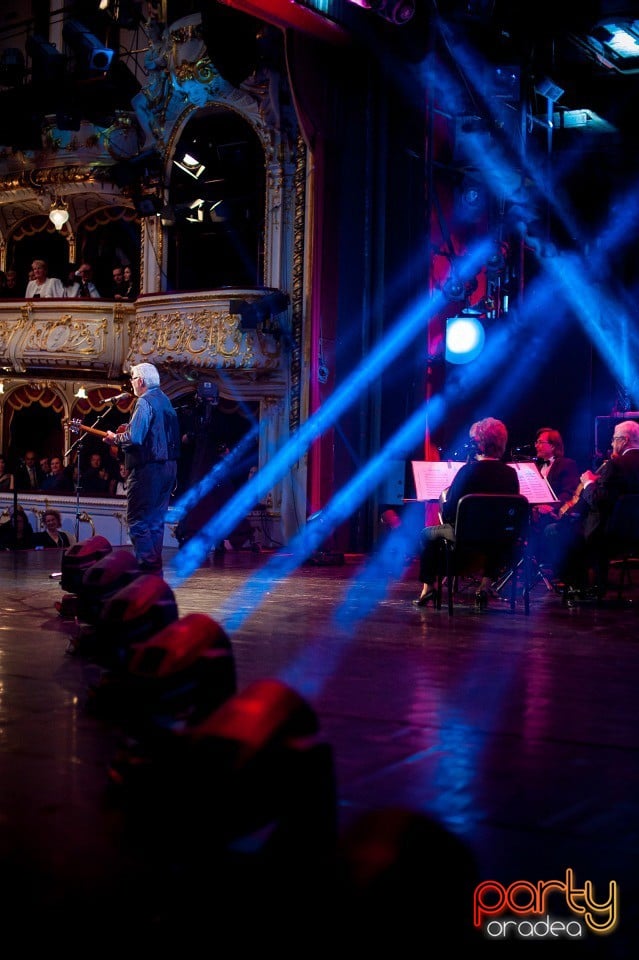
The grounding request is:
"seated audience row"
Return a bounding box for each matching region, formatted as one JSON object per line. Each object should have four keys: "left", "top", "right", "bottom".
{"left": 0, "top": 260, "right": 138, "bottom": 300}
{"left": 0, "top": 506, "right": 74, "bottom": 549}
{"left": 5, "top": 449, "right": 129, "bottom": 497}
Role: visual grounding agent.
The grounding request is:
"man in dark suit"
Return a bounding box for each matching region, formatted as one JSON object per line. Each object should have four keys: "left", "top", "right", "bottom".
{"left": 545, "top": 420, "right": 639, "bottom": 598}
{"left": 15, "top": 450, "right": 45, "bottom": 491}
{"left": 534, "top": 427, "right": 580, "bottom": 507}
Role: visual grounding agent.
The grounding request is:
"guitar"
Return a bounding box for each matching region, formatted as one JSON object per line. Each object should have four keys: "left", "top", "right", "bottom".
{"left": 65, "top": 420, "right": 127, "bottom": 459}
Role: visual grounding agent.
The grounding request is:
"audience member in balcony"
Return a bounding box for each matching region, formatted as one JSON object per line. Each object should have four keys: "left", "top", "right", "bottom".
{"left": 41, "top": 455, "right": 74, "bottom": 493}
{"left": 76, "top": 263, "right": 101, "bottom": 299}
{"left": 120, "top": 264, "right": 138, "bottom": 301}
{"left": 39, "top": 456, "right": 51, "bottom": 479}
{"left": 110, "top": 264, "right": 128, "bottom": 300}
{"left": 62, "top": 262, "right": 101, "bottom": 298}
{"left": 115, "top": 462, "right": 130, "bottom": 497}
{"left": 25, "top": 260, "right": 64, "bottom": 299}
{"left": 62, "top": 263, "right": 79, "bottom": 297}
{"left": 0, "top": 268, "right": 19, "bottom": 298}
{"left": 15, "top": 450, "right": 45, "bottom": 491}
{"left": 0, "top": 505, "right": 35, "bottom": 549}
{"left": 33, "top": 509, "right": 75, "bottom": 548}
{"left": 0, "top": 454, "right": 15, "bottom": 491}
{"left": 80, "top": 451, "right": 111, "bottom": 495}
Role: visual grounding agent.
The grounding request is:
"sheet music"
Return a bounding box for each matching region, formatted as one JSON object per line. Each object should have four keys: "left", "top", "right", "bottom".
{"left": 411, "top": 459, "right": 557, "bottom": 504}
{"left": 508, "top": 461, "right": 558, "bottom": 504}
{"left": 411, "top": 461, "right": 466, "bottom": 501}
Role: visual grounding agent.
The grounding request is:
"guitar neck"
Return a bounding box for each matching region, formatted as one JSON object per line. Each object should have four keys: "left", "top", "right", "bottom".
{"left": 67, "top": 422, "right": 109, "bottom": 440}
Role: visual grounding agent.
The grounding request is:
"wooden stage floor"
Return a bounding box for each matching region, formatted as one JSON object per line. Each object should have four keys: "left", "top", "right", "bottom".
{"left": 1, "top": 545, "right": 637, "bottom": 955}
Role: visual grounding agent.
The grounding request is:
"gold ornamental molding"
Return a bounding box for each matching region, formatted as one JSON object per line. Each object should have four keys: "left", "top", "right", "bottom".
{"left": 0, "top": 292, "right": 284, "bottom": 387}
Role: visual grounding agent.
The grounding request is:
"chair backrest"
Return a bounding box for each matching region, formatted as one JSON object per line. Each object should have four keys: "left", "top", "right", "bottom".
{"left": 454, "top": 493, "right": 530, "bottom": 548}
{"left": 606, "top": 494, "right": 639, "bottom": 543}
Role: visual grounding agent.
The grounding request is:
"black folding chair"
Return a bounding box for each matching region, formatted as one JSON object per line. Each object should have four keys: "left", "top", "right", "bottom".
{"left": 437, "top": 493, "right": 530, "bottom": 615}
{"left": 605, "top": 494, "right": 639, "bottom": 601}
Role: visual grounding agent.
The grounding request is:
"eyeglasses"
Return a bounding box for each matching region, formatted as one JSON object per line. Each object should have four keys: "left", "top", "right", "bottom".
{"left": 612, "top": 435, "right": 627, "bottom": 442}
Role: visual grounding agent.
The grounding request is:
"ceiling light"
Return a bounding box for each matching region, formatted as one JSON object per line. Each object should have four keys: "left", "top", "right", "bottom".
{"left": 74, "top": 385, "right": 87, "bottom": 399}
{"left": 173, "top": 153, "right": 205, "bottom": 179}
{"left": 49, "top": 198, "right": 69, "bottom": 231}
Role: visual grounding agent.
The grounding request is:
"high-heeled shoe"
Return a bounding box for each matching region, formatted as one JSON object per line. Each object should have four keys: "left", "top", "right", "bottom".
{"left": 474, "top": 589, "right": 489, "bottom": 611}
{"left": 413, "top": 588, "right": 437, "bottom": 608}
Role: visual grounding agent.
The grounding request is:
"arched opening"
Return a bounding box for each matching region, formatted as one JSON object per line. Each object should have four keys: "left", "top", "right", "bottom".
{"left": 78, "top": 208, "right": 140, "bottom": 297}
{"left": 4, "top": 386, "right": 66, "bottom": 470}
{"left": 167, "top": 108, "right": 265, "bottom": 291}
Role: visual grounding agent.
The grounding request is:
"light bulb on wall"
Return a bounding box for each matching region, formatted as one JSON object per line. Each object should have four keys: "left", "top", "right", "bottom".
{"left": 74, "top": 385, "right": 87, "bottom": 399}
{"left": 49, "top": 198, "right": 69, "bottom": 231}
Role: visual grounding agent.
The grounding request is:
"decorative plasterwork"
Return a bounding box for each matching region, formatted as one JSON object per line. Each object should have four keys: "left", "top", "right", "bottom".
{"left": 0, "top": 292, "right": 284, "bottom": 389}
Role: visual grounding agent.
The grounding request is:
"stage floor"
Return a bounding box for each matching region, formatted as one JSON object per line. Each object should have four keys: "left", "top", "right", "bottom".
{"left": 1, "top": 545, "right": 637, "bottom": 954}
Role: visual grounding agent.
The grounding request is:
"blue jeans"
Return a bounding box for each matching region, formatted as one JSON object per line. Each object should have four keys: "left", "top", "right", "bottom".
{"left": 126, "top": 460, "right": 177, "bottom": 570}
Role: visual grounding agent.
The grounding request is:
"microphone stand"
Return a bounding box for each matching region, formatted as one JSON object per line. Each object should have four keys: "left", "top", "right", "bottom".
{"left": 64, "top": 405, "right": 115, "bottom": 544}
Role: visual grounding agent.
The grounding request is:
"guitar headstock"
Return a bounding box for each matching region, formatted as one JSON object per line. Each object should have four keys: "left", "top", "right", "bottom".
{"left": 65, "top": 418, "right": 83, "bottom": 434}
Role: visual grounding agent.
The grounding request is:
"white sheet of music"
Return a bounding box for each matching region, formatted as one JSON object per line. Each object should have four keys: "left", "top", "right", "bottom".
{"left": 508, "top": 461, "right": 558, "bottom": 504}
{"left": 411, "top": 461, "right": 466, "bottom": 501}
{"left": 411, "top": 460, "right": 557, "bottom": 505}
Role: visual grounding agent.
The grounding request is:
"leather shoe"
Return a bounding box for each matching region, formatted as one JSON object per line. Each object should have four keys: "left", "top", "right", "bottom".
{"left": 413, "top": 588, "right": 436, "bottom": 608}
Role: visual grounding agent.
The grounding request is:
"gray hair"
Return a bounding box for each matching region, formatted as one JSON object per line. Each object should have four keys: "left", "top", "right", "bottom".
{"left": 617, "top": 420, "right": 639, "bottom": 447}
{"left": 130, "top": 362, "right": 160, "bottom": 387}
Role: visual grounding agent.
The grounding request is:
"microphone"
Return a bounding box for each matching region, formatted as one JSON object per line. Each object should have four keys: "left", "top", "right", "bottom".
{"left": 105, "top": 392, "right": 131, "bottom": 403}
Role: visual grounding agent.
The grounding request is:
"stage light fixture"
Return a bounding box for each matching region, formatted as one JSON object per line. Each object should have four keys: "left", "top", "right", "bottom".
{"left": 49, "top": 198, "right": 69, "bottom": 231}
{"left": 173, "top": 152, "right": 205, "bottom": 179}
{"left": 445, "top": 315, "right": 485, "bottom": 365}
{"left": 571, "top": 18, "right": 639, "bottom": 74}
{"left": 349, "top": 0, "right": 415, "bottom": 25}
{"left": 63, "top": 19, "right": 114, "bottom": 74}
{"left": 186, "top": 198, "right": 205, "bottom": 222}
{"left": 534, "top": 76, "right": 564, "bottom": 104}
{"left": 26, "top": 34, "right": 66, "bottom": 86}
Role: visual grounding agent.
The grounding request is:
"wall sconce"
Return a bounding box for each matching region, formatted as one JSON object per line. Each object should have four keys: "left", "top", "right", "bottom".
{"left": 0, "top": 381, "right": 4, "bottom": 394}
{"left": 49, "top": 198, "right": 69, "bottom": 231}
{"left": 74, "top": 385, "right": 87, "bottom": 399}
{"left": 173, "top": 153, "right": 205, "bottom": 179}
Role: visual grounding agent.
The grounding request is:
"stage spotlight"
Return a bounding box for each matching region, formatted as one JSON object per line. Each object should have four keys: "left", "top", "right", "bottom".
{"left": 173, "top": 152, "right": 205, "bottom": 179}
{"left": 350, "top": 0, "right": 416, "bottom": 26}
{"left": 445, "top": 315, "right": 485, "bottom": 365}
{"left": 63, "top": 19, "right": 114, "bottom": 74}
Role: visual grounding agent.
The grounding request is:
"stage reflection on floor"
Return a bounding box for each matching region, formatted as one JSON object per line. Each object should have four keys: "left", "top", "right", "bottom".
{"left": 1, "top": 546, "right": 637, "bottom": 954}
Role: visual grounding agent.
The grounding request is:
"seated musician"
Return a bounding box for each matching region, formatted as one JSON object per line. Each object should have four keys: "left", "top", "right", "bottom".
{"left": 529, "top": 427, "right": 580, "bottom": 567}
{"left": 544, "top": 420, "right": 639, "bottom": 601}
{"left": 414, "top": 418, "right": 519, "bottom": 610}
